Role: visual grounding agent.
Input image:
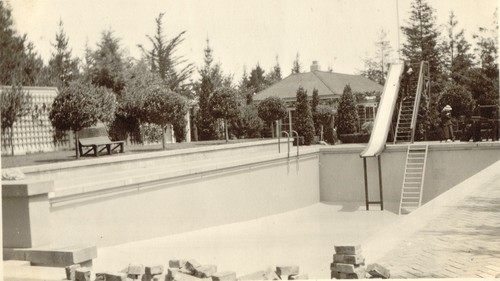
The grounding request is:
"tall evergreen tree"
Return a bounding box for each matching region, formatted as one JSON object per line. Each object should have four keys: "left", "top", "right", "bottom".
{"left": 471, "top": 8, "right": 499, "bottom": 105}
{"left": 336, "top": 85, "right": 359, "bottom": 135}
{"left": 311, "top": 88, "right": 321, "bottom": 135}
{"left": 439, "top": 11, "right": 474, "bottom": 85}
{"left": 401, "top": 0, "right": 443, "bottom": 139}
{"left": 48, "top": 20, "right": 79, "bottom": 89}
{"left": 195, "top": 40, "right": 227, "bottom": 140}
{"left": 265, "top": 56, "right": 282, "bottom": 85}
{"left": 291, "top": 52, "right": 302, "bottom": 74}
{"left": 0, "top": 2, "right": 45, "bottom": 85}
{"left": 294, "top": 87, "right": 315, "bottom": 145}
{"left": 140, "top": 13, "right": 194, "bottom": 97}
{"left": 247, "top": 64, "right": 267, "bottom": 93}
{"left": 89, "top": 30, "right": 126, "bottom": 95}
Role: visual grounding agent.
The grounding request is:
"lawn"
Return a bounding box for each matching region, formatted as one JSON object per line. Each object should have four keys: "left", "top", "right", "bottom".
{"left": 1, "top": 139, "right": 261, "bottom": 168}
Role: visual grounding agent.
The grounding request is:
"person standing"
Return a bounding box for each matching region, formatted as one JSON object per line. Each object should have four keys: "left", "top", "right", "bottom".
{"left": 441, "top": 105, "right": 454, "bottom": 142}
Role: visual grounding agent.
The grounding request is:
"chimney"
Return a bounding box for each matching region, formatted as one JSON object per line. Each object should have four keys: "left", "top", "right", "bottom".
{"left": 310, "top": 61, "right": 320, "bottom": 72}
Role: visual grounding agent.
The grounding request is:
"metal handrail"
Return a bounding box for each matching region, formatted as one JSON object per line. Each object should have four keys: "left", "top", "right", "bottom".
{"left": 410, "top": 61, "right": 428, "bottom": 143}
{"left": 291, "top": 130, "right": 299, "bottom": 158}
{"left": 279, "top": 131, "right": 290, "bottom": 158}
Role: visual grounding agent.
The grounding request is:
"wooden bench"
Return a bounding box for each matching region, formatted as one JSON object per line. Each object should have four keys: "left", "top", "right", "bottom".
{"left": 78, "top": 126, "right": 125, "bottom": 157}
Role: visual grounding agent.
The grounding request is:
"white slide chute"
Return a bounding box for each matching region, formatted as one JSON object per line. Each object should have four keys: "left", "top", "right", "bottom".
{"left": 360, "top": 63, "right": 405, "bottom": 158}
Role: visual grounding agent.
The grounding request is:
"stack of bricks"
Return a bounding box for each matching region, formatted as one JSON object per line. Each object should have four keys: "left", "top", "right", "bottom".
{"left": 330, "top": 245, "right": 366, "bottom": 279}
{"left": 167, "top": 259, "right": 236, "bottom": 281}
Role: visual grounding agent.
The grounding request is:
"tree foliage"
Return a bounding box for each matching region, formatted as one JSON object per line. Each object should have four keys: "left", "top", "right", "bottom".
{"left": 0, "top": 2, "right": 46, "bottom": 86}
{"left": 209, "top": 87, "right": 239, "bottom": 142}
{"left": 231, "top": 104, "right": 263, "bottom": 139}
{"left": 88, "top": 30, "right": 126, "bottom": 95}
{"left": 140, "top": 13, "right": 194, "bottom": 96}
{"left": 360, "top": 29, "right": 394, "bottom": 85}
{"left": 142, "top": 87, "right": 187, "bottom": 148}
{"left": 336, "top": 85, "right": 359, "bottom": 135}
{"left": 50, "top": 81, "right": 116, "bottom": 157}
{"left": 294, "top": 87, "right": 315, "bottom": 145}
{"left": 48, "top": 20, "right": 79, "bottom": 88}
{"left": 291, "top": 52, "right": 302, "bottom": 74}
{"left": 437, "top": 82, "right": 474, "bottom": 118}
{"left": 1, "top": 85, "right": 32, "bottom": 155}
{"left": 257, "top": 96, "right": 287, "bottom": 138}
{"left": 316, "top": 104, "right": 336, "bottom": 144}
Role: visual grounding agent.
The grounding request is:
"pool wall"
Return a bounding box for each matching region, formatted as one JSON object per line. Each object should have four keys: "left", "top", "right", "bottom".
{"left": 319, "top": 142, "right": 500, "bottom": 210}
{"left": 3, "top": 140, "right": 499, "bottom": 251}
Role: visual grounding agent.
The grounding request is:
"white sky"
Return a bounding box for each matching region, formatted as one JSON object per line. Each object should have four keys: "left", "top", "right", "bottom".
{"left": 8, "top": 0, "right": 498, "bottom": 80}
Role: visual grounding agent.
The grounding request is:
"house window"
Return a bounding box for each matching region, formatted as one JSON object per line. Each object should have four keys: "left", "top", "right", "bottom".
{"left": 278, "top": 108, "right": 295, "bottom": 135}
{"left": 357, "top": 104, "right": 377, "bottom": 130}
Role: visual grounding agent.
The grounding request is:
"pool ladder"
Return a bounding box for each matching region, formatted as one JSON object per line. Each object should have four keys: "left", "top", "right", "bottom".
{"left": 399, "top": 144, "right": 428, "bottom": 215}
{"left": 278, "top": 131, "right": 299, "bottom": 159}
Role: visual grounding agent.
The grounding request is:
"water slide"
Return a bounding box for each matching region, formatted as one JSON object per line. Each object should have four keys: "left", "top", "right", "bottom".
{"left": 360, "top": 63, "right": 405, "bottom": 158}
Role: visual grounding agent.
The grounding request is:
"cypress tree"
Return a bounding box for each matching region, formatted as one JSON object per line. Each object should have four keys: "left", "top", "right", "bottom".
{"left": 294, "top": 87, "right": 315, "bottom": 145}
{"left": 336, "top": 85, "right": 359, "bottom": 135}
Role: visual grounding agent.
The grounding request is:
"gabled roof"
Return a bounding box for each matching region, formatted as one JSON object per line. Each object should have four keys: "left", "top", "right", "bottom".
{"left": 253, "top": 71, "right": 383, "bottom": 101}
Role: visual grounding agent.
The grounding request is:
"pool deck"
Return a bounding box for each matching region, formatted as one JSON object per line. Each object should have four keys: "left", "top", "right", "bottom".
{"left": 364, "top": 159, "right": 500, "bottom": 278}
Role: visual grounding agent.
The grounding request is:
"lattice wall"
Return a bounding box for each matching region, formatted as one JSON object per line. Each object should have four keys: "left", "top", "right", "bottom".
{"left": 1, "top": 86, "right": 71, "bottom": 155}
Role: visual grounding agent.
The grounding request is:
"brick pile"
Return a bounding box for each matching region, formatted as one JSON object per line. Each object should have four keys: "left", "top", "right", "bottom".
{"left": 330, "top": 245, "right": 366, "bottom": 279}
{"left": 238, "top": 266, "right": 307, "bottom": 280}
{"left": 63, "top": 259, "right": 310, "bottom": 280}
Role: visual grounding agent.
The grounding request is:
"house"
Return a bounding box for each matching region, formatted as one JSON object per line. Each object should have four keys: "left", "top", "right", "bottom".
{"left": 253, "top": 61, "right": 383, "bottom": 133}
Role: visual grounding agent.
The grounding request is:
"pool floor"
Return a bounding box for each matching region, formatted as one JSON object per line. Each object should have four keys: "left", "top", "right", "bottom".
{"left": 93, "top": 202, "right": 399, "bottom": 279}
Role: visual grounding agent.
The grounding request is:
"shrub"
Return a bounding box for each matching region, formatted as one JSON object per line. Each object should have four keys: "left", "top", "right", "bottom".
{"left": 257, "top": 96, "right": 288, "bottom": 138}
{"left": 231, "top": 104, "right": 263, "bottom": 139}
{"left": 50, "top": 81, "right": 116, "bottom": 158}
{"left": 209, "top": 87, "right": 239, "bottom": 142}
{"left": 338, "top": 133, "right": 370, "bottom": 143}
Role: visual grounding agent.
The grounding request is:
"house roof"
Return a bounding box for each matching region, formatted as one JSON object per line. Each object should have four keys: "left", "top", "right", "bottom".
{"left": 253, "top": 71, "right": 383, "bottom": 101}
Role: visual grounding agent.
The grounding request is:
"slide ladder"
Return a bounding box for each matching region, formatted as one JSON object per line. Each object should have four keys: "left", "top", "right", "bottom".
{"left": 394, "top": 61, "right": 430, "bottom": 143}
{"left": 394, "top": 96, "right": 414, "bottom": 142}
{"left": 399, "top": 144, "right": 428, "bottom": 215}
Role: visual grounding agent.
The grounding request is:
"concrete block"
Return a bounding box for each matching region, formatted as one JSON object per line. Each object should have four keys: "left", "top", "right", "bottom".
{"left": 289, "top": 274, "right": 308, "bottom": 280}
{"left": 97, "top": 272, "right": 127, "bottom": 281}
{"left": 169, "top": 259, "right": 187, "bottom": 268}
{"left": 2, "top": 180, "right": 54, "bottom": 248}
{"left": 330, "top": 271, "right": 341, "bottom": 279}
{"left": 152, "top": 274, "right": 168, "bottom": 281}
{"left": 146, "top": 265, "right": 164, "bottom": 276}
{"left": 238, "top": 270, "right": 266, "bottom": 280}
{"left": 276, "top": 265, "right": 299, "bottom": 277}
{"left": 330, "top": 263, "right": 364, "bottom": 274}
{"left": 65, "top": 264, "right": 81, "bottom": 280}
{"left": 366, "top": 263, "right": 390, "bottom": 279}
{"left": 170, "top": 271, "right": 207, "bottom": 281}
{"left": 3, "top": 248, "right": 27, "bottom": 261}
{"left": 263, "top": 270, "right": 280, "bottom": 280}
{"left": 128, "top": 264, "right": 146, "bottom": 275}
{"left": 212, "top": 271, "right": 237, "bottom": 281}
{"left": 75, "top": 267, "right": 91, "bottom": 281}
{"left": 339, "top": 271, "right": 366, "bottom": 279}
{"left": 334, "top": 245, "right": 362, "bottom": 255}
{"left": 193, "top": 264, "right": 217, "bottom": 278}
{"left": 184, "top": 259, "right": 201, "bottom": 273}
{"left": 333, "top": 254, "right": 365, "bottom": 265}
{"left": 24, "top": 245, "right": 97, "bottom": 267}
